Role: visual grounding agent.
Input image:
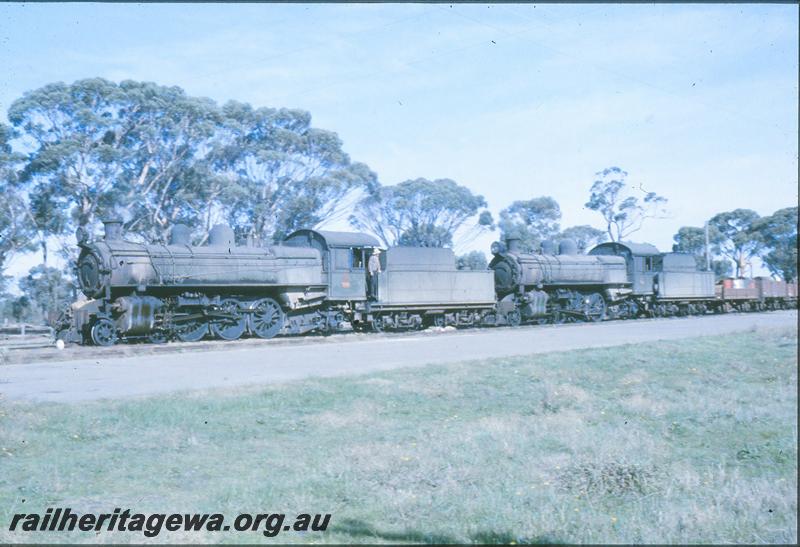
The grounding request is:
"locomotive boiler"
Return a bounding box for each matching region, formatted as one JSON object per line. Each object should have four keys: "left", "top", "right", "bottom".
{"left": 67, "top": 220, "right": 325, "bottom": 345}
{"left": 489, "top": 237, "right": 630, "bottom": 323}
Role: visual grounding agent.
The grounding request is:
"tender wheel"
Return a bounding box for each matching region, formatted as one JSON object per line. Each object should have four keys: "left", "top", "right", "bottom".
{"left": 481, "top": 313, "right": 497, "bottom": 326}
{"left": 175, "top": 318, "right": 208, "bottom": 343}
{"left": 425, "top": 314, "right": 446, "bottom": 328}
{"left": 90, "top": 318, "right": 118, "bottom": 346}
{"left": 247, "top": 298, "right": 285, "bottom": 339}
{"left": 584, "top": 293, "right": 606, "bottom": 322}
{"left": 210, "top": 298, "right": 247, "bottom": 341}
{"left": 506, "top": 310, "right": 521, "bottom": 327}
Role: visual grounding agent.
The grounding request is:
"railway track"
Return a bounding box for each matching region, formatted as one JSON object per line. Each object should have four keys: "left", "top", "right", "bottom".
{"left": 1, "top": 309, "right": 795, "bottom": 366}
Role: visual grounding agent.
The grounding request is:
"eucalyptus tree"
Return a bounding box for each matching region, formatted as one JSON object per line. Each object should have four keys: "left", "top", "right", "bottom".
{"left": 497, "top": 196, "right": 561, "bottom": 253}
{"left": 8, "top": 78, "right": 130, "bottom": 240}
{"left": 585, "top": 167, "right": 668, "bottom": 242}
{"left": 114, "top": 81, "right": 221, "bottom": 243}
{"left": 18, "top": 264, "right": 75, "bottom": 325}
{"left": 350, "top": 178, "right": 490, "bottom": 248}
{"left": 671, "top": 225, "right": 732, "bottom": 279}
{"left": 753, "top": 207, "right": 798, "bottom": 281}
{"left": 708, "top": 209, "right": 762, "bottom": 278}
{"left": 558, "top": 225, "right": 607, "bottom": 253}
{"left": 212, "top": 101, "right": 377, "bottom": 243}
{"left": 0, "top": 123, "right": 36, "bottom": 278}
{"left": 456, "top": 251, "right": 488, "bottom": 271}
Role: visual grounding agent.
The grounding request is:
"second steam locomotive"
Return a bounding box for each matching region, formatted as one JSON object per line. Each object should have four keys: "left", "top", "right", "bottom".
{"left": 58, "top": 220, "right": 797, "bottom": 346}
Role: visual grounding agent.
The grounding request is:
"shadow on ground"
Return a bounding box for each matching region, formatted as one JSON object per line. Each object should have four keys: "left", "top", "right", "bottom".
{"left": 331, "top": 518, "right": 564, "bottom": 544}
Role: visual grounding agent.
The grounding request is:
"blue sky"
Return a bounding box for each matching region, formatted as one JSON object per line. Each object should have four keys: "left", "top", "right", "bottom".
{"left": 0, "top": 2, "right": 797, "bottom": 276}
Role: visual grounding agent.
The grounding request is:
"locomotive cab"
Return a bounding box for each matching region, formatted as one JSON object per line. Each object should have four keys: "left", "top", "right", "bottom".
{"left": 283, "top": 229, "right": 381, "bottom": 301}
{"left": 589, "top": 242, "right": 716, "bottom": 309}
{"left": 589, "top": 242, "right": 661, "bottom": 295}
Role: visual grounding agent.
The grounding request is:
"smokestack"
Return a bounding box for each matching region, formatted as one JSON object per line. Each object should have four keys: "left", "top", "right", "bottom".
{"left": 704, "top": 221, "right": 710, "bottom": 271}
{"left": 103, "top": 219, "right": 123, "bottom": 241}
{"left": 505, "top": 237, "right": 521, "bottom": 253}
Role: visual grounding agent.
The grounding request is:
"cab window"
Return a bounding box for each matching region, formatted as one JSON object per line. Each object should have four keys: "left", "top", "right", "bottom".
{"left": 351, "top": 248, "right": 364, "bottom": 269}
{"left": 333, "top": 248, "right": 351, "bottom": 270}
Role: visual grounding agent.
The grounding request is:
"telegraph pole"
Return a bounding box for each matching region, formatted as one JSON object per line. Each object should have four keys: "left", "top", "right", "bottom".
{"left": 704, "top": 221, "right": 711, "bottom": 271}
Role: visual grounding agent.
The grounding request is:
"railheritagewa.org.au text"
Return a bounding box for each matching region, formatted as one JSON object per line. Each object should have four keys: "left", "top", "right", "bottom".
{"left": 8, "top": 507, "right": 331, "bottom": 537}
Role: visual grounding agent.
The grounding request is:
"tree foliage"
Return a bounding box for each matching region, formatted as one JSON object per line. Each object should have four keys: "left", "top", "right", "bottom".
{"left": 115, "top": 81, "right": 221, "bottom": 243}
{"left": 9, "top": 79, "right": 129, "bottom": 234}
{"left": 585, "top": 167, "right": 668, "bottom": 242}
{"left": 0, "top": 123, "right": 37, "bottom": 277}
{"left": 17, "top": 265, "right": 75, "bottom": 325}
{"left": 0, "top": 294, "right": 37, "bottom": 324}
{"left": 753, "top": 207, "right": 798, "bottom": 281}
{"left": 213, "top": 101, "right": 376, "bottom": 243}
{"left": 497, "top": 196, "right": 561, "bottom": 253}
{"left": 671, "top": 225, "right": 732, "bottom": 279}
{"left": 456, "top": 251, "right": 488, "bottom": 271}
{"left": 558, "top": 225, "right": 607, "bottom": 253}
{"left": 349, "top": 178, "right": 490, "bottom": 247}
{"left": 708, "top": 209, "right": 762, "bottom": 278}
{"left": 7, "top": 78, "right": 374, "bottom": 247}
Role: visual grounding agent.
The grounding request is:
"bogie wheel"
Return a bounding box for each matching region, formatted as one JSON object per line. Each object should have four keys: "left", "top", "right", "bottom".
{"left": 175, "top": 317, "right": 208, "bottom": 343}
{"left": 90, "top": 318, "right": 118, "bottom": 346}
{"left": 248, "top": 298, "right": 285, "bottom": 339}
{"left": 210, "top": 298, "right": 247, "bottom": 341}
{"left": 506, "top": 309, "right": 521, "bottom": 327}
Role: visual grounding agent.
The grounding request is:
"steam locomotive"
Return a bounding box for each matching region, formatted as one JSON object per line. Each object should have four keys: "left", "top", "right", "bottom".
{"left": 56, "top": 220, "right": 797, "bottom": 346}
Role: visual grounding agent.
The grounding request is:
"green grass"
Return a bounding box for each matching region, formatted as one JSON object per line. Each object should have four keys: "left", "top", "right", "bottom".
{"left": 1, "top": 328, "right": 797, "bottom": 544}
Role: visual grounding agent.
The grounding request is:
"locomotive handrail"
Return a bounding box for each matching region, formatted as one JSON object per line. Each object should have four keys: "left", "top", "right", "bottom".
{"left": 156, "top": 244, "right": 175, "bottom": 284}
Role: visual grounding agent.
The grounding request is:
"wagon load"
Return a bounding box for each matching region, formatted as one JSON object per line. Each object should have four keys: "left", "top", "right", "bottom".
{"left": 715, "top": 277, "right": 798, "bottom": 311}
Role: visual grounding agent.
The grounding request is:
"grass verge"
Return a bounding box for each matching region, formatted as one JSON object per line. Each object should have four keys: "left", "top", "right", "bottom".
{"left": 1, "top": 327, "right": 797, "bottom": 544}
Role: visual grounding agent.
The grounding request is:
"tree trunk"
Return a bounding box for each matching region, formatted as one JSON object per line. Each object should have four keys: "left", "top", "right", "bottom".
{"left": 606, "top": 223, "right": 615, "bottom": 242}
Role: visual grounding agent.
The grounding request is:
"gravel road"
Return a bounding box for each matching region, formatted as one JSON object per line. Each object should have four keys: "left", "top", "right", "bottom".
{"left": 1, "top": 310, "right": 795, "bottom": 403}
